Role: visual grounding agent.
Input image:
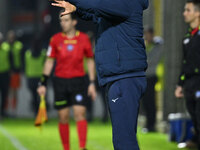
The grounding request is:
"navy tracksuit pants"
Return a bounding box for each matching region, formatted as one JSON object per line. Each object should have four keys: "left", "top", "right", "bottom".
{"left": 106, "top": 77, "right": 146, "bottom": 150}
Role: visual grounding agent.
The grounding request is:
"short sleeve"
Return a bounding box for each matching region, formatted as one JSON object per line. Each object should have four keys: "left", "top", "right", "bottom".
{"left": 47, "top": 37, "right": 57, "bottom": 58}
{"left": 84, "top": 35, "right": 94, "bottom": 58}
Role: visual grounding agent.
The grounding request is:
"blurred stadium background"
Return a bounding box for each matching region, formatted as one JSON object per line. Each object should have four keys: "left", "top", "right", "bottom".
{"left": 0, "top": 0, "right": 193, "bottom": 150}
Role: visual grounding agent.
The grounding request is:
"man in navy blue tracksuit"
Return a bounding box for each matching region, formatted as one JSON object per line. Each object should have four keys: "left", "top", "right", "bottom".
{"left": 52, "top": 0, "right": 149, "bottom": 149}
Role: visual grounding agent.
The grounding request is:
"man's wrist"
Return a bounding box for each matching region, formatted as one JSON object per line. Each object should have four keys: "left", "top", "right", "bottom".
{"left": 89, "top": 80, "right": 95, "bottom": 85}
{"left": 38, "top": 74, "right": 49, "bottom": 87}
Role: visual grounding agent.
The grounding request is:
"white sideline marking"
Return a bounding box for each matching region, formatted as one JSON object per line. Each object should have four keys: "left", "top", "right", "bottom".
{"left": 88, "top": 140, "right": 111, "bottom": 150}
{"left": 0, "top": 125, "right": 28, "bottom": 150}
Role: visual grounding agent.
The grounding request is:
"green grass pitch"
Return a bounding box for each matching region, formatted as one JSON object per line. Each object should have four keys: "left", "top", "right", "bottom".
{"left": 0, "top": 119, "right": 188, "bottom": 150}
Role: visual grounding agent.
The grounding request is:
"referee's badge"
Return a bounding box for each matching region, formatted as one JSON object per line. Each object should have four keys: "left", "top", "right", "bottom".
{"left": 183, "top": 38, "right": 190, "bottom": 45}
{"left": 76, "top": 94, "right": 83, "bottom": 102}
{"left": 67, "top": 44, "right": 74, "bottom": 51}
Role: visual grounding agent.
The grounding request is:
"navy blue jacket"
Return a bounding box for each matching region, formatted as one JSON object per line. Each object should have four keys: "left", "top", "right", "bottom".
{"left": 67, "top": 0, "right": 149, "bottom": 86}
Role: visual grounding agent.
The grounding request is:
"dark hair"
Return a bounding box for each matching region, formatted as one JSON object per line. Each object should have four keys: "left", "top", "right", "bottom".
{"left": 187, "top": 0, "right": 200, "bottom": 3}
{"left": 144, "top": 26, "right": 154, "bottom": 34}
{"left": 187, "top": 0, "right": 200, "bottom": 11}
{"left": 31, "top": 34, "right": 43, "bottom": 57}
{"left": 59, "top": 9, "right": 77, "bottom": 20}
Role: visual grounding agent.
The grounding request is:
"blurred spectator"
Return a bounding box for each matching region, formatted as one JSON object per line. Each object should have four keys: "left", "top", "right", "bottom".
{"left": 141, "top": 27, "right": 163, "bottom": 132}
{"left": 25, "top": 37, "right": 46, "bottom": 115}
{"left": 6, "top": 30, "right": 23, "bottom": 116}
{"left": 0, "top": 32, "right": 11, "bottom": 119}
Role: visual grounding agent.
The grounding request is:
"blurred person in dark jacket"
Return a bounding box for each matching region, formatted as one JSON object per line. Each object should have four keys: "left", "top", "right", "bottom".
{"left": 175, "top": 0, "right": 200, "bottom": 149}
{"left": 141, "top": 27, "right": 163, "bottom": 133}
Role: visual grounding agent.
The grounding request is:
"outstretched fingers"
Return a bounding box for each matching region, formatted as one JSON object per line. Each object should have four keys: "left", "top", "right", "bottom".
{"left": 51, "top": 0, "right": 76, "bottom": 16}
{"left": 51, "top": 0, "right": 64, "bottom": 8}
{"left": 51, "top": 3, "right": 63, "bottom": 8}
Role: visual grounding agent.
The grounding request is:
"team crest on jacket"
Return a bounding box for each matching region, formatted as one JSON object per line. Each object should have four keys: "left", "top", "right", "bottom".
{"left": 67, "top": 45, "right": 74, "bottom": 51}
{"left": 183, "top": 38, "right": 190, "bottom": 45}
{"left": 195, "top": 91, "right": 200, "bottom": 99}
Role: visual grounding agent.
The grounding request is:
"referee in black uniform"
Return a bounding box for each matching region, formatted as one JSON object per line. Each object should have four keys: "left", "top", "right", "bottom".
{"left": 175, "top": 0, "right": 200, "bottom": 149}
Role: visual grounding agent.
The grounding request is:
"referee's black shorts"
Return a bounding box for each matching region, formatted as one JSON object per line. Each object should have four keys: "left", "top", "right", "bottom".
{"left": 53, "top": 76, "right": 87, "bottom": 110}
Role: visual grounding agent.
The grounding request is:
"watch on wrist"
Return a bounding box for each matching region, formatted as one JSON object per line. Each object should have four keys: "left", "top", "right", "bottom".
{"left": 38, "top": 74, "right": 49, "bottom": 87}
{"left": 89, "top": 80, "right": 95, "bottom": 85}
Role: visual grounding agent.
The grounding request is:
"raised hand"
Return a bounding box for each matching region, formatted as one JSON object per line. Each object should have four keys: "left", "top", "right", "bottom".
{"left": 51, "top": 0, "right": 77, "bottom": 16}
